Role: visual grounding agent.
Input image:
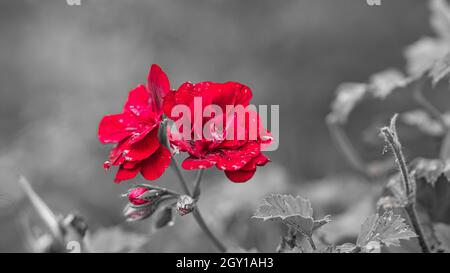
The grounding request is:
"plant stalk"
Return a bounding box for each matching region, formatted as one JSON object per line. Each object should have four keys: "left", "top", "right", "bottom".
{"left": 170, "top": 158, "right": 226, "bottom": 252}
{"left": 381, "top": 115, "right": 431, "bottom": 253}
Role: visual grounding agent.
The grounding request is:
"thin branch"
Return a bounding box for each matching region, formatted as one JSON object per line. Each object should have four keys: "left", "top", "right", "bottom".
{"left": 412, "top": 80, "right": 449, "bottom": 133}
{"left": 192, "top": 209, "right": 227, "bottom": 252}
{"left": 170, "top": 157, "right": 192, "bottom": 196}
{"left": 192, "top": 169, "right": 205, "bottom": 199}
{"left": 327, "top": 118, "right": 370, "bottom": 178}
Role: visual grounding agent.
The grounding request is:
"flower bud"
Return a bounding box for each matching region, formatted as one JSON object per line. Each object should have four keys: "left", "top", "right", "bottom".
{"left": 123, "top": 204, "right": 155, "bottom": 222}
{"left": 176, "top": 195, "right": 195, "bottom": 216}
{"left": 127, "top": 186, "right": 163, "bottom": 206}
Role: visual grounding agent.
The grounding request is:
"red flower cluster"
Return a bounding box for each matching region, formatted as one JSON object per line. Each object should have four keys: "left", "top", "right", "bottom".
{"left": 163, "top": 81, "right": 273, "bottom": 182}
{"left": 98, "top": 64, "right": 273, "bottom": 183}
{"left": 98, "top": 65, "right": 171, "bottom": 183}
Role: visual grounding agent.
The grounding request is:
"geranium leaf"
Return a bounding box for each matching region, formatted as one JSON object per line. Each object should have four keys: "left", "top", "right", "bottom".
{"left": 411, "top": 158, "right": 450, "bottom": 186}
{"left": 153, "top": 205, "right": 175, "bottom": 230}
{"left": 328, "top": 83, "right": 366, "bottom": 124}
{"left": 430, "top": 0, "right": 450, "bottom": 40}
{"left": 429, "top": 52, "right": 450, "bottom": 86}
{"left": 253, "top": 194, "right": 330, "bottom": 237}
{"left": 356, "top": 210, "right": 417, "bottom": 248}
{"left": 401, "top": 109, "right": 447, "bottom": 137}
{"left": 368, "top": 69, "right": 409, "bottom": 99}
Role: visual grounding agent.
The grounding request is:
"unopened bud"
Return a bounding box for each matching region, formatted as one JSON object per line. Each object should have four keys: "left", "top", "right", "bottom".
{"left": 127, "top": 186, "right": 163, "bottom": 206}
{"left": 123, "top": 204, "right": 155, "bottom": 222}
{"left": 176, "top": 195, "right": 195, "bottom": 216}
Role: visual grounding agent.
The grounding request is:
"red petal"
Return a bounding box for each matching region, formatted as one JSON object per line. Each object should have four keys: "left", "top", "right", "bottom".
{"left": 114, "top": 164, "right": 141, "bottom": 184}
{"left": 140, "top": 145, "right": 171, "bottom": 180}
{"left": 123, "top": 85, "right": 150, "bottom": 115}
{"left": 182, "top": 156, "right": 217, "bottom": 170}
{"left": 126, "top": 128, "right": 161, "bottom": 161}
{"left": 98, "top": 112, "right": 137, "bottom": 144}
{"left": 225, "top": 169, "right": 256, "bottom": 183}
{"left": 148, "top": 64, "right": 170, "bottom": 113}
{"left": 210, "top": 82, "right": 252, "bottom": 109}
{"left": 241, "top": 153, "right": 270, "bottom": 171}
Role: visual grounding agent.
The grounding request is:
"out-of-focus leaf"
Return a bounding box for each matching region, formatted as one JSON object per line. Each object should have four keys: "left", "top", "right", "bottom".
{"left": 377, "top": 196, "right": 403, "bottom": 211}
{"left": 401, "top": 109, "right": 447, "bottom": 136}
{"left": 368, "top": 69, "right": 409, "bottom": 99}
{"left": 331, "top": 243, "right": 358, "bottom": 253}
{"left": 429, "top": 52, "right": 450, "bottom": 86}
{"left": 434, "top": 223, "right": 450, "bottom": 252}
{"left": 441, "top": 131, "right": 450, "bottom": 160}
{"left": 328, "top": 83, "right": 366, "bottom": 124}
{"left": 253, "top": 194, "right": 331, "bottom": 237}
{"left": 356, "top": 210, "right": 417, "bottom": 248}
{"left": 411, "top": 158, "right": 450, "bottom": 186}
{"left": 18, "top": 176, "right": 64, "bottom": 243}
{"left": 430, "top": 0, "right": 450, "bottom": 41}
{"left": 412, "top": 159, "right": 450, "bottom": 224}
{"left": 153, "top": 206, "right": 175, "bottom": 230}
{"left": 85, "top": 226, "right": 148, "bottom": 253}
{"left": 404, "top": 38, "right": 449, "bottom": 77}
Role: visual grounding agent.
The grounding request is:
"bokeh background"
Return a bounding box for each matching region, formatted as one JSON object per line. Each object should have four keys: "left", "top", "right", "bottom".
{"left": 0, "top": 0, "right": 439, "bottom": 252}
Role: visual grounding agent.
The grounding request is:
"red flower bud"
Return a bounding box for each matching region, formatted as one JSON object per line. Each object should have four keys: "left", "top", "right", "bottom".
{"left": 127, "top": 186, "right": 162, "bottom": 206}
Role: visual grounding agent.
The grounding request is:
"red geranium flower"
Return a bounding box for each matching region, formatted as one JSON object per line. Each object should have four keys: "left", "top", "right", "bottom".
{"left": 98, "top": 64, "right": 171, "bottom": 183}
{"left": 163, "top": 81, "right": 273, "bottom": 183}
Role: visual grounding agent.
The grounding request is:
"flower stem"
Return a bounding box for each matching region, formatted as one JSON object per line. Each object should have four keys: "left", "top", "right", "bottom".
{"left": 306, "top": 236, "right": 317, "bottom": 251}
{"left": 327, "top": 117, "right": 370, "bottom": 179}
{"left": 170, "top": 157, "right": 192, "bottom": 196}
{"left": 405, "top": 204, "right": 430, "bottom": 253}
{"left": 193, "top": 169, "right": 205, "bottom": 199}
{"left": 170, "top": 158, "right": 227, "bottom": 252}
{"left": 381, "top": 115, "right": 431, "bottom": 253}
{"left": 192, "top": 209, "right": 227, "bottom": 252}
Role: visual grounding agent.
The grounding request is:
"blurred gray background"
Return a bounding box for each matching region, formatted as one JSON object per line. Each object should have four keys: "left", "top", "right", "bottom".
{"left": 0, "top": 0, "right": 433, "bottom": 252}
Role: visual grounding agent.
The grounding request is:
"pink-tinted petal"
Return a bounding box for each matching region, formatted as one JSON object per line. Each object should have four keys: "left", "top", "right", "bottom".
{"left": 140, "top": 145, "right": 171, "bottom": 180}
{"left": 225, "top": 169, "right": 256, "bottom": 183}
{"left": 98, "top": 112, "right": 137, "bottom": 144}
{"left": 148, "top": 64, "right": 170, "bottom": 113}
{"left": 114, "top": 164, "right": 141, "bottom": 184}
{"left": 181, "top": 156, "right": 217, "bottom": 170}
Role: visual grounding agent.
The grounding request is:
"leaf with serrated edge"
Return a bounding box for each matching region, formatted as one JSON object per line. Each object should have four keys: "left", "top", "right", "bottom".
{"left": 412, "top": 158, "right": 450, "bottom": 186}
{"left": 357, "top": 210, "right": 417, "bottom": 248}
{"left": 253, "top": 194, "right": 330, "bottom": 237}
